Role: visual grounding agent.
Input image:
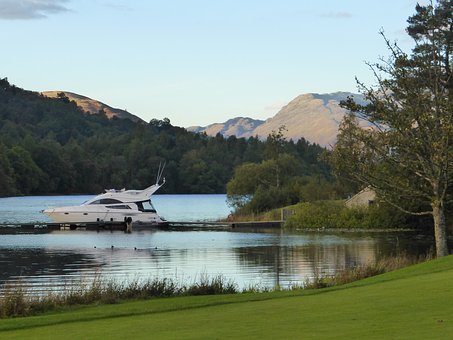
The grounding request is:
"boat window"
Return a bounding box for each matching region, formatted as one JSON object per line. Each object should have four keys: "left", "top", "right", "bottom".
{"left": 137, "top": 200, "right": 156, "bottom": 213}
{"left": 89, "top": 198, "right": 123, "bottom": 205}
{"left": 107, "top": 205, "right": 132, "bottom": 209}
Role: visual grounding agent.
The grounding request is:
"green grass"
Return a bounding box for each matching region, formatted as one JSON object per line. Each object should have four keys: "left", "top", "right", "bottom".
{"left": 2, "top": 256, "right": 453, "bottom": 339}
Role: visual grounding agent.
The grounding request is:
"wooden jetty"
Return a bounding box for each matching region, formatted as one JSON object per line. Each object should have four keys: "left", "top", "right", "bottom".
{"left": 0, "top": 220, "right": 284, "bottom": 233}
{"left": 230, "top": 221, "right": 283, "bottom": 229}
{"left": 0, "top": 221, "right": 138, "bottom": 233}
{"left": 165, "top": 220, "right": 283, "bottom": 231}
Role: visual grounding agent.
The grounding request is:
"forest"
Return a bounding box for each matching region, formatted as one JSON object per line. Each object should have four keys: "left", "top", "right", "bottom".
{"left": 0, "top": 78, "right": 332, "bottom": 200}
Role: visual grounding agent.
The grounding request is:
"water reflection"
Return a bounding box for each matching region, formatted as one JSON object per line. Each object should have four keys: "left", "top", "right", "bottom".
{"left": 0, "top": 229, "right": 439, "bottom": 293}
{"left": 233, "top": 234, "right": 377, "bottom": 287}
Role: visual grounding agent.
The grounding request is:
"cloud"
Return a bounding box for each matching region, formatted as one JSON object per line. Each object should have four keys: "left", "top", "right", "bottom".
{"left": 0, "top": 0, "right": 70, "bottom": 20}
{"left": 321, "top": 11, "right": 352, "bottom": 19}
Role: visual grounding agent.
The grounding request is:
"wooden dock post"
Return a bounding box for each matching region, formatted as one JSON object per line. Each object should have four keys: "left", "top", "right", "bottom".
{"left": 125, "top": 217, "right": 133, "bottom": 233}
{"left": 281, "top": 208, "right": 295, "bottom": 221}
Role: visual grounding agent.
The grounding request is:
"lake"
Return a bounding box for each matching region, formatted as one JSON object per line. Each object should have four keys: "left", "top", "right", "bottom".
{"left": 0, "top": 195, "right": 440, "bottom": 292}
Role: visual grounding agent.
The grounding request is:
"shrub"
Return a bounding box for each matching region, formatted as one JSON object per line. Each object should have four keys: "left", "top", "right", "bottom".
{"left": 284, "top": 200, "right": 410, "bottom": 229}
{"left": 0, "top": 286, "right": 29, "bottom": 317}
{"left": 185, "top": 274, "right": 237, "bottom": 296}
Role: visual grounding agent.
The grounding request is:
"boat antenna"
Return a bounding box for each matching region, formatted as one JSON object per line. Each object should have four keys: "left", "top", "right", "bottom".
{"left": 156, "top": 162, "right": 166, "bottom": 185}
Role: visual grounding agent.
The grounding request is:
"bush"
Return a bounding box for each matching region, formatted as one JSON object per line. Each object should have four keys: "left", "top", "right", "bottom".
{"left": 284, "top": 200, "right": 409, "bottom": 229}
{"left": 228, "top": 175, "right": 341, "bottom": 216}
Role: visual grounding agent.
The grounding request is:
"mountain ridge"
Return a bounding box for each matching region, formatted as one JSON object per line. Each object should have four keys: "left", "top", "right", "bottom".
{"left": 188, "top": 91, "right": 362, "bottom": 147}
{"left": 43, "top": 90, "right": 363, "bottom": 147}
{"left": 41, "top": 91, "right": 144, "bottom": 123}
{"left": 188, "top": 117, "right": 266, "bottom": 139}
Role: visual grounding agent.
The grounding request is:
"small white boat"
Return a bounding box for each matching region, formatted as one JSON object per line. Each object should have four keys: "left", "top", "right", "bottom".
{"left": 43, "top": 179, "right": 166, "bottom": 225}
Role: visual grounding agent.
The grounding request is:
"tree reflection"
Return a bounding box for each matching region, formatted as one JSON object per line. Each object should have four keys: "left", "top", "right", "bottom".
{"left": 232, "top": 232, "right": 437, "bottom": 287}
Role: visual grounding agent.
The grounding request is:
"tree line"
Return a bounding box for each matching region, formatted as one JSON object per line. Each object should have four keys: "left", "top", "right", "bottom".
{"left": 226, "top": 127, "right": 348, "bottom": 214}
{"left": 0, "top": 78, "right": 330, "bottom": 197}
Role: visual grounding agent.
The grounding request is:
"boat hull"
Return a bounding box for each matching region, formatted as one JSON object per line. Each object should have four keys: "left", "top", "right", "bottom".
{"left": 43, "top": 207, "right": 165, "bottom": 224}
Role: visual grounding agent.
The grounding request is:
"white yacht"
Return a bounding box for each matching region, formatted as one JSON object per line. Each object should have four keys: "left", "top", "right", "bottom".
{"left": 42, "top": 179, "right": 166, "bottom": 225}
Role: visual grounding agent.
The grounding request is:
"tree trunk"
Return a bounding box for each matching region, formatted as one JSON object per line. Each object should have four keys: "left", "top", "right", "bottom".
{"left": 432, "top": 201, "right": 449, "bottom": 257}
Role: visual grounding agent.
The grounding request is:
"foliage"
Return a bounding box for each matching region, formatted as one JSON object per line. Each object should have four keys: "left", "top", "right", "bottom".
{"left": 0, "top": 142, "right": 15, "bottom": 196}
{"left": 329, "top": 1, "right": 452, "bottom": 256}
{"left": 227, "top": 151, "right": 335, "bottom": 214}
{"left": 0, "top": 78, "right": 329, "bottom": 196}
{"left": 226, "top": 126, "right": 334, "bottom": 214}
{"left": 284, "top": 200, "right": 410, "bottom": 229}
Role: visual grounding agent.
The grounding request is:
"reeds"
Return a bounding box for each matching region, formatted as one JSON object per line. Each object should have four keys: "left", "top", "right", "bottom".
{"left": 0, "top": 274, "right": 238, "bottom": 318}
{"left": 304, "top": 252, "right": 432, "bottom": 289}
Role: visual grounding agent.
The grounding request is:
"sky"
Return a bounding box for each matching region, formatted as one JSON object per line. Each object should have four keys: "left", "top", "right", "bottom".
{"left": 0, "top": 0, "right": 423, "bottom": 127}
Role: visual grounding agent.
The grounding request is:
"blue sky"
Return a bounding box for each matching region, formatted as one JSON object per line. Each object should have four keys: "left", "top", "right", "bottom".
{"left": 0, "top": 0, "right": 422, "bottom": 127}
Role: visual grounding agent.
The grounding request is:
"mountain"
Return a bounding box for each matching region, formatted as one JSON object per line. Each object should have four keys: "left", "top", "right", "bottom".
{"left": 42, "top": 90, "right": 359, "bottom": 146}
{"left": 188, "top": 92, "right": 363, "bottom": 147}
{"left": 188, "top": 117, "right": 265, "bottom": 138}
{"left": 41, "top": 91, "right": 144, "bottom": 123}
{"left": 0, "top": 78, "right": 328, "bottom": 196}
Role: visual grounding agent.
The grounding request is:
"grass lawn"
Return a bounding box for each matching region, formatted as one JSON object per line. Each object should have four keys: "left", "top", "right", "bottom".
{"left": 1, "top": 256, "right": 453, "bottom": 339}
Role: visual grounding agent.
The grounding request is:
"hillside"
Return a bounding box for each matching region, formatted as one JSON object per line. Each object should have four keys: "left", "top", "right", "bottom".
{"left": 189, "top": 92, "right": 365, "bottom": 147}
{"left": 41, "top": 91, "right": 143, "bottom": 123}
{"left": 0, "top": 78, "right": 328, "bottom": 196}
{"left": 188, "top": 117, "right": 265, "bottom": 138}
{"left": 43, "top": 90, "right": 362, "bottom": 147}
{"left": 254, "top": 92, "right": 359, "bottom": 147}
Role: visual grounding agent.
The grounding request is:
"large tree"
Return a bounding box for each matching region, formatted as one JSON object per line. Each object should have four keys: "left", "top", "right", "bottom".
{"left": 330, "top": 0, "right": 452, "bottom": 257}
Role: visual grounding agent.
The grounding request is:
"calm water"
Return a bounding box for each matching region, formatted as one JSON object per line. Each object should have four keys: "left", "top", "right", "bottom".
{"left": 0, "top": 195, "right": 439, "bottom": 292}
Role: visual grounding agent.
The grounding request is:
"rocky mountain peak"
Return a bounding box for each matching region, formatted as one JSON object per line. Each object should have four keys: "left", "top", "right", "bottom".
{"left": 188, "top": 92, "right": 361, "bottom": 147}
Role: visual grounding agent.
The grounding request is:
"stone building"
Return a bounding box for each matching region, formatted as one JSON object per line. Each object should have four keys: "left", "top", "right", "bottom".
{"left": 345, "top": 187, "right": 376, "bottom": 208}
